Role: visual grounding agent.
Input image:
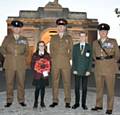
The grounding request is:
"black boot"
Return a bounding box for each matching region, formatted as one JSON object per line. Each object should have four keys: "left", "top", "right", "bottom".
{"left": 82, "top": 104, "right": 88, "bottom": 110}
{"left": 72, "top": 103, "right": 79, "bottom": 109}
{"left": 106, "top": 110, "right": 112, "bottom": 114}
{"left": 65, "top": 103, "right": 71, "bottom": 108}
{"left": 33, "top": 101, "right": 38, "bottom": 108}
{"left": 41, "top": 101, "right": 46, "bottom": 108}
{"left": 19, "top": 102, "right": 27, "bottom": 107}
{"left": 4, "top": 103, "right": 12, "bottom": 107}
{"left": 91, "top": 106, "right": 103, "bottom": 111}
{"left": 49, "top": 102, "right": 58, "bottom": 107}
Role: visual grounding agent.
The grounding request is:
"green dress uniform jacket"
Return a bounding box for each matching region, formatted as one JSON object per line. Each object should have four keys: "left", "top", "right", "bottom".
{"left": 72, "top": 43, "right": 92, "bottom": 106}
{"left": 72, "top": 43, "right": 92, "bottom": 76}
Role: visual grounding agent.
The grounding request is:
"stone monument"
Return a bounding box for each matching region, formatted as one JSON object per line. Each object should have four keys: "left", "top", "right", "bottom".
{"left": 6, "top": 0, "right": 98, "bottom": 64}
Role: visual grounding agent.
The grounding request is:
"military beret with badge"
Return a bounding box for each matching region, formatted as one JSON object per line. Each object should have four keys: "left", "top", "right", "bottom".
{"left": 56, "top": 18, "right": 68, "bottom": 25}
{"left": 97, "top": 23, "right": 110, "bottom": 31}
{"left": 11, "top": 20, "right": 23, "bottom": 27}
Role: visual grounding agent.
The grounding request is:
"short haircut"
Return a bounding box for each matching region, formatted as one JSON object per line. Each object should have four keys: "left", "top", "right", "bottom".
{"left": 79, "top": 31, "right": 87, "bottom": 36}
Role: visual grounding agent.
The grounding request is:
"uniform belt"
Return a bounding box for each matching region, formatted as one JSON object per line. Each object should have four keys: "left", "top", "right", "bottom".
{"left": 96, "top": 56, "right": 113, "bottom": 60}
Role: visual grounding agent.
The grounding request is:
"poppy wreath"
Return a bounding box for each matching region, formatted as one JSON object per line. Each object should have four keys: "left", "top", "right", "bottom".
{"left": 34, "top": 58, "right": 50, "bottom": 74}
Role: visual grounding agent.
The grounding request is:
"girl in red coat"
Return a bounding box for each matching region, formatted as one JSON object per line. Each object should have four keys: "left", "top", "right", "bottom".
{"left": 31, "top": 41, "right": 51, "bottom": 109}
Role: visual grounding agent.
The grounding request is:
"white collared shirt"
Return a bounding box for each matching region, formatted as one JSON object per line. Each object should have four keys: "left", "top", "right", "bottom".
{"left": 39, "top": 51, "right": 44, "bottom": 55}
{"left": 80, "top": 42, "right": 85, "bottom": 50}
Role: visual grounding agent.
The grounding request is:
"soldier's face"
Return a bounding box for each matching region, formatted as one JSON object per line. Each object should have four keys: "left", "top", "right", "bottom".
{"left": 57, "top": 25, "right": 66, "bottom": 33}
{"left": 12, "top": 27, "right": 21, "bottom": 34}
{"left": 99, "top": 30, "right": 108, "bottom": 38}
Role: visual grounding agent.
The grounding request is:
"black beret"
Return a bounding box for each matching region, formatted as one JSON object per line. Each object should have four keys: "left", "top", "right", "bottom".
{"left": 11, "top": 20, "right": 23, "bottom": 27}
{"left": 56, "top": 18, "right": 67, "bottom": 25}
{"left": 97, "top": 23, "right": 110, "bottom": 31}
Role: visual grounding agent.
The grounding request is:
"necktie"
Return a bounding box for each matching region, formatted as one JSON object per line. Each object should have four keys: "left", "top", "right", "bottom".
{"left": 81, "top": 45, "right": 84, "bottom": 50}
{"left": 80, "top": 45, "right": 84, "bottom": 54}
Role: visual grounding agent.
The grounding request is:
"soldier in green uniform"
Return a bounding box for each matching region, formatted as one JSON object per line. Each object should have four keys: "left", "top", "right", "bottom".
{"left": 0, "top": 20, "right": 29, "bottom": 107}
{"left": 72, "top": 31, "right": 92, "bottom": 110}
{"left": 49, "top": 18, "right": 73, "bottom": 108}
{"left": 91, "top": 23, "right": 120, "bottom": 114}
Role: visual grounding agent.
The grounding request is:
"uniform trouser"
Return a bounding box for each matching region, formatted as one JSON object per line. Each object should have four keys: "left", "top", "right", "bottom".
{"left": 52, "top": 68, "right": 71, "bottom": 103}
{"left": 5, "top": 69, "right": 26, "bottom": 103}
{"left": 74, "top": 75, "right": 88, "bottom": 105}
{"left": 95, "top": 74, "right": 115, "bottom": 110}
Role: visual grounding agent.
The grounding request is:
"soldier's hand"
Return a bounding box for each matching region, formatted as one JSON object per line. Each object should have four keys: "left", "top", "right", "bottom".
{"left": 70, "top": 59, "right": 72, "bottom": 66}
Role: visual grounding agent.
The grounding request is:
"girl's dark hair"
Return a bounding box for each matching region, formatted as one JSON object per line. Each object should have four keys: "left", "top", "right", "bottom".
{"left": 35, "top": 41, "right": 47, "bottom": 54}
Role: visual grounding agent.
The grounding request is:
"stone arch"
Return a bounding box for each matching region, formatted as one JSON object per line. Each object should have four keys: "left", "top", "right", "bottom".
{"left": 39, "top": 27, "right": 57, "bottom": 53}
{"left": 39, "top": 27, "right": 88, "bottom": 44}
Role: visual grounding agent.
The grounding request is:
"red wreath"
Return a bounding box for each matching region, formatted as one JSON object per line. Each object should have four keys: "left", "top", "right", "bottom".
{"left": 34, "top": 58, "right": 50, "bottom": 74}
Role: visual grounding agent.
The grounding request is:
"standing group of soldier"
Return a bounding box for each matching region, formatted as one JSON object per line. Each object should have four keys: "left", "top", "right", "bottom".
{"left": 0, "top": 18, "right": 119, "bottom": 115}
